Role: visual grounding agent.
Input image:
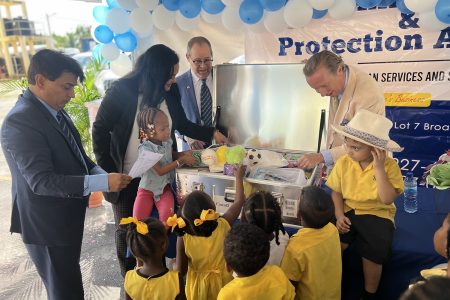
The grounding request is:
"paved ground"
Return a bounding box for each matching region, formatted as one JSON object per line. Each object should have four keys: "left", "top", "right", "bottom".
{"left": 0, "top": 92, "right": 125, "bottom": 299}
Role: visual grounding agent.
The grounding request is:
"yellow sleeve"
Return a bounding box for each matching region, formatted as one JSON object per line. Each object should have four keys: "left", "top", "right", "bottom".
{"left": 280, "top": 242, "right": 303, "bottom": 282}
{"left": 217, "top": 290, "right": 227, "bottom": 300}
{"left": 326, "top": 157, "right": 344, "bottom": 193}
{"left": 281, "top": 272, "right": 296, "bottom": 300}
{"left": 385, "top": 158, "right": 405, "bottom": 194}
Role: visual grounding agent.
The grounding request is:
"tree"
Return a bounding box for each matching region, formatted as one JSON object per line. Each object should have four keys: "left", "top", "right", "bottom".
{"left": 52, "top": 25, "right": 91, "bottom": 50}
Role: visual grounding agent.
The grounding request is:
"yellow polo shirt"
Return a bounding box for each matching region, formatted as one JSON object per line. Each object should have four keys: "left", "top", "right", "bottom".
{"left": 217, "top": 265, "right": 295, "bottom": 300}
{"left": 326, "top": 155, "right": 404, "bottom": 222}
{"left": 281, "top": 223, "right": 341, "bottom": 300}
{"left": 124, "top": 269, "right": 180, "bottom": 300}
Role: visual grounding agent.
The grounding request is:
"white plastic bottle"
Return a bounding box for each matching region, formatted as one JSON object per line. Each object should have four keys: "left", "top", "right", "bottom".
{"left": 403, "top": 172, "right": 418, "bottom": 213}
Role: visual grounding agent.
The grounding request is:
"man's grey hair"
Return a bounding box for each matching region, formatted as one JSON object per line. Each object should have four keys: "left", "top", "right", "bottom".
{"left": 303, "top": 50, "right": 344, "bottom": 77}
{"left": 186, "top": 36, "right": 213, "bottom": 57}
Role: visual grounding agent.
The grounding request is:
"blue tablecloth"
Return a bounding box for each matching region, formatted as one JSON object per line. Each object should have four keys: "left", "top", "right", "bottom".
{"left": 342, "top": 187, "right": 450, "bottom": 300}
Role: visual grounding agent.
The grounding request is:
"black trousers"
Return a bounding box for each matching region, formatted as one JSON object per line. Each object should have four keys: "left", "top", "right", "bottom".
{"left": 25, "top": 242, "right": 83, "bottom": 300}
{"left": 112, "top": 178, "right": 140, "bottom": 277}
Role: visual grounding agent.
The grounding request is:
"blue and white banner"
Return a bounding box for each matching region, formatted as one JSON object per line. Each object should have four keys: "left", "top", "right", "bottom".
{"left": 245, "top": 8, "right": 450, "bottom": 178}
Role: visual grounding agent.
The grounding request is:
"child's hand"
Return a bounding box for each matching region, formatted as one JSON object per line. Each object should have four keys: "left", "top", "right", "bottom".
{"left": 371, "top": 148, "right": 386, "bottom": 170}
{"left": 235, "top": 164, "right": 246, "bottom": 179}
{"left": 336, "top": 215, "right": 351, "bottom": 234}
{"left": 180, "top": 153, "right": 197, "bottom": 166}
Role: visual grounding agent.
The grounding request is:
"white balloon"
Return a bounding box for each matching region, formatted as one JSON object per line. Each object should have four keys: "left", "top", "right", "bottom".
{"left": 153, "top": 5, "right": 175, "bottom": 30}
{"left": 284, "top": 0, "right": 313, "bottom": 28}
{"left": 201, "top": 10, "right": 222, "bottom": 24}
{"left": 175, "top": 11, "right": 199, "bottom": 31}
{"left": 246, "top": 14, "right": 266, "bottom": 33}
{"left": 106, "top": 8, "right": 131, "bottom": 34}
{"left": 117, "top": 0, "right": 138, "bottom": 11}
{"left": 132, "top": 26, "right": 153, "bottom": 39}
{"left": 222, "top": 0, "right": 242, "bottom": 5}
{"left": 221, "top": 5, "right": 244, "bottom": 32}
{"left": 264, "top": 8, "right": 288, "bottom": 34}
{"left": 418, "top": 10, "right": 447, "bottom": 31}
{"left": 135, "top": 36, "right": 154, "bottom": 57}
{"left": 111, "top": 53, "right": 133, "bottom": 76}
{"left": 101, "top": 43, "right": 120, "bottom": 61}
{"left": 404, "top": 0, "right": 437, "bottom": 14}
{"left": 136, "top": 0, "right": 158, "bottom": 11}
{"left": 328, "top": 0, "right": 356, "bottom": 20}
{"left": 307, "top": 0, "right": 335, "bottom": 10}
{"left": 130, "top": 8, "right": 153, "bottom": 36}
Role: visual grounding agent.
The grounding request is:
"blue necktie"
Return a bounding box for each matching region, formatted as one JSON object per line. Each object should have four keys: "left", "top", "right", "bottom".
{"left": 200, "top": 79, "right": 213, "bottom": 127}
{"left": 56, "top": 111, "right": 87, "bottom": 171}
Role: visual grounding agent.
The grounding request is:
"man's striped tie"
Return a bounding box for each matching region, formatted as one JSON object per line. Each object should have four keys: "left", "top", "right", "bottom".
{"left": 200, "top": 79, "right": 213, "bottom": 127}
{"left": 56, "top": 111, "right": 87, "bottom": 171}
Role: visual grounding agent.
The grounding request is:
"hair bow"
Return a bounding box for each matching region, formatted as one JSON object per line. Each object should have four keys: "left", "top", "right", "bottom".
{"left": 166, "top": 214, "right": 186, "bottom": 231}
{"left": 120, "top": 217, "right": 149, "bottom": 235}
{"left": 194, "top": 209, "right": 219, "bottom": 226}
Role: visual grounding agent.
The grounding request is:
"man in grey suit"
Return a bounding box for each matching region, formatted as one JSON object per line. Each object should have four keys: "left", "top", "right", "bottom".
{"left": 176, "top": 36, "right": 214, "bottom": 150}
{"left": 1, "top": 49, "right": 131, "bottom": 300}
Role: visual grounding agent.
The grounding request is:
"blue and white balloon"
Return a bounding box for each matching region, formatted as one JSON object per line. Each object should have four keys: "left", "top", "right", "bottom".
{"left": 239, "top": 0, "right": 264, "bottom": 24}
{"left": 436, "top": 0, "right": 450, "bottom": 24}
{"left": 93, "top": 6, "right": 111, "bottom": 24}
{"left": 162, "top": 0, "right": 180, "bottom": 11}
{"left": 179, "top": 0, "right": 202, "bottom": 18}
{"left": 202, "top": 0, "right": 226, "bottom": 14}
{"left": 114, "top": 32, "right": 138, "bottom": 52}
{"left": 259, "top": 0, "right": 286, "bottom": 11}
{"left": 93, "top": 25, "right": 114, "bottom": 43}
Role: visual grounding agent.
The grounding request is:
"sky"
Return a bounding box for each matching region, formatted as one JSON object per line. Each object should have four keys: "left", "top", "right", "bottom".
{"left": 23, "top": 0, "right": 99, "bottom": 35}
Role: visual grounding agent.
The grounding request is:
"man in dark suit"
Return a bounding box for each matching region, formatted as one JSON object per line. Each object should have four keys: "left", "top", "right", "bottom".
{"left": 1, "top": 49, "right": 131, "bottom": 300}
{"left": 176, "top": 36, "right": 214, "bottom": 150}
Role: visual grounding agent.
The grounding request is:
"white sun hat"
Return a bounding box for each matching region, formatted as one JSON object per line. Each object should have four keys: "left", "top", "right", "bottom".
{"left": 332, "top": 109, "right": 404, "bottom": 152}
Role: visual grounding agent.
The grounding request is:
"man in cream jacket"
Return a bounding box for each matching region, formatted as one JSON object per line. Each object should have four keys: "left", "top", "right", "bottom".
{"left": 298, "top": 50, "right": 385, "bottom": 169}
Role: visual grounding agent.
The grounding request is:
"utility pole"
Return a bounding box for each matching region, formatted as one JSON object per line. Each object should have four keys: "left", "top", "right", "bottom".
{"left": 45, "top": 13, "right": 56, "bottom": 49}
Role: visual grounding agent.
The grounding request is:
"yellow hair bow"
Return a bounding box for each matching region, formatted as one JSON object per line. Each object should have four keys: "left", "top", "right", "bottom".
{"left": 194, "top": 209, "right": 219, "bottom": 226}
{"left": 166, "top": 214, "right": 186, "bottom": 231}
{"left": 120, "top": 217, "right": 149, "bottom": 235}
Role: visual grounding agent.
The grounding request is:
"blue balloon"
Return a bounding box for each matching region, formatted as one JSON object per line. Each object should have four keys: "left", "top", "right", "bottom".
{"left": 312, "top": 9, "right": 327, "bottom": 19}
{"left": 436, "top": 0, "right": 450, "bottom": 24}
{"left": 396, "top": 0, "right": 413, "bottom": 14}
{"left": 92, "top": 44, "right": 103, "bottom": 61}
{"left": 106, "top": 0, "right": 120, "bottom": 9}
{"left": 202, "top": 0, "right": 225, "bottom": 14}
{"left": 378, "top": 0, "right": 395, "bottom": 7}
{"left": 94, "top": 25, "right": 114, "bottom": 44}
{"left": 259, "top": 0, "right": 286, "bottom": 12}
{"left": 179, "top": 0, "right": 201, "bottom": 18}
{"left": 114, "top": 32, "right": 137, "bottom": 52}
{"left": 162, "top": 0, "right": 179, "bottom": 11}
{"left": 356, "top": 0, "right": 382, "bottom": 9}
{"left": 93, "top": 6, "right": 110, "bottom": 24}
{"left": 239, "top": 0, "right": 264, "bottom": 25}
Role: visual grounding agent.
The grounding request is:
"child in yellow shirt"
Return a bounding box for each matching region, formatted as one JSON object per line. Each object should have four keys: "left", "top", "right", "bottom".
{"left": 281, "top": 186, "right": 342, "bottom": 300}
{"left": 241, "top": 191, "right": 288, "bottom": 266}
{"left": 218, "top": 223, "right": 295, "bottom": 300}
{"left": 326, "top": 109, "right": 404, "bottom": 300}
{"left": 120, "top": 217, "right": 185, "bottom": 300}
{"left": 168, "top": 165, "right": 246, "bottom": 300}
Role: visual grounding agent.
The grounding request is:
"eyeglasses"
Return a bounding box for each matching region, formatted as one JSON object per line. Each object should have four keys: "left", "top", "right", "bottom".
{"left": 191, "top": 58, "right": 213, "bottom": 66}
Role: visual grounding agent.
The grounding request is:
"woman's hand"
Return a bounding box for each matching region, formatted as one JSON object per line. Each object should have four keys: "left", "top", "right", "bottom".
{"left": 213, "top": 130, "right": 228, "bottom": 145}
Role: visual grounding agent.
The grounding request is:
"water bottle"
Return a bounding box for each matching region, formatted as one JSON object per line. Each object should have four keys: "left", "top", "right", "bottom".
{"left": 403, "top": 172, "right": 418, "bottom": 213}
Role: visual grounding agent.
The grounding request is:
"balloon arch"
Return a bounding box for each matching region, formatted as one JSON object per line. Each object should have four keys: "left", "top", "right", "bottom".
{"left": 91, "top": 0, "right": 450, "bottom": 63}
